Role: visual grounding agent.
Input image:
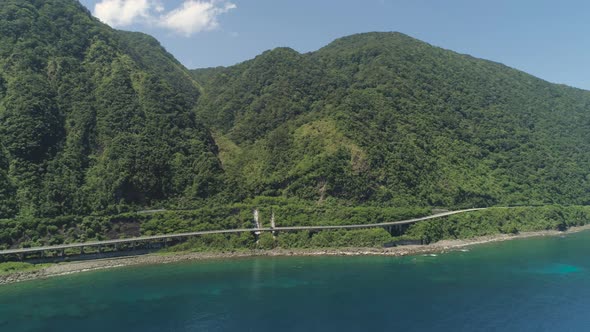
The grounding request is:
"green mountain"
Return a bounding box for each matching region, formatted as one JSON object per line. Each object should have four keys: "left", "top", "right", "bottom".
{"left": 3, "top": 0, "right": 590, "bottom": 224}
{"left": 194, "top": 32, "right": 590, "bottom": 208}
{"left": 0, "top": 0, "right": 221, "bottom": 218}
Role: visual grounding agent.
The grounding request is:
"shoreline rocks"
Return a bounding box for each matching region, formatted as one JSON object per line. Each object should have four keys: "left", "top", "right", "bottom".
{"left": 2, "top": 225, "right": 589, "bottom": 285}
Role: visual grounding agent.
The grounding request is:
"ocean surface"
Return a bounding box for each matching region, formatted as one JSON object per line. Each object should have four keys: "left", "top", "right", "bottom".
{"left": 1, "top": 232, "right": 590, "bottom": 332}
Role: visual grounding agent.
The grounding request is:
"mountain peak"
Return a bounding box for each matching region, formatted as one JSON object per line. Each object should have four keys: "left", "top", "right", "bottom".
{"left": 319, "top": 31, "right": 425, "bottom": 50}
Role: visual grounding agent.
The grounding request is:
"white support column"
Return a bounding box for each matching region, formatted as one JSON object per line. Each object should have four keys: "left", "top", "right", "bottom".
{"left": 271, "top": 209, "right": 276, "bottom": 238}
{"left": 253, "top": 209, "right": 261, "bottom": 235}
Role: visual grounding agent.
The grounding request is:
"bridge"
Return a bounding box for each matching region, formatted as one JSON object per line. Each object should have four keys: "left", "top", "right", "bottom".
{"left": 0, "top": 208, "right": 485, "bottom": 260}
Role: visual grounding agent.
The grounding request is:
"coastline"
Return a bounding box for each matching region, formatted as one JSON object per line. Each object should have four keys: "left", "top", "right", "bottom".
{"left": 2, "top": 224, "right": 590, "bottom": 285}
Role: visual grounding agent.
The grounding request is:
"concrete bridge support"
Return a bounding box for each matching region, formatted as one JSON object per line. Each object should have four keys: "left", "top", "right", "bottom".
{"left": 385, "top": 224, "right": 407, "bottom": 237}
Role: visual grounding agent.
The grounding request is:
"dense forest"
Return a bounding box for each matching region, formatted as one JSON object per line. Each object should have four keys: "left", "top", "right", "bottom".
{"left": 0, "top": 0, "right": 221, "bottom": 220}
{"left": 193, "top": 33, "right": 590, "bottom": 209}
{"left": 2, "top": 0, "right": 590, "bottom": 248}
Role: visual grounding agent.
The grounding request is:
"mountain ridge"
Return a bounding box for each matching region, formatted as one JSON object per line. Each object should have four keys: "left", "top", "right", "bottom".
{"left": 2, "top": 1, "right": 590, "bottom": 222}
{"left": 193, "top": 31, "right": 590, "bottom": 208}
{"left": 194, "top": 31, "right": 587, "bottom": 92}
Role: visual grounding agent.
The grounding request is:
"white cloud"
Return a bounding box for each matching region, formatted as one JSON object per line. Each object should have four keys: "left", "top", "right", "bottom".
{"left": 159, "top": 1, "right": 236, "bottom": 36}
{"left": 93, "top": 0, "right": 236, "bottom": 36}
{"left": 94, "top": 0, "right": 154, "bottom": 26}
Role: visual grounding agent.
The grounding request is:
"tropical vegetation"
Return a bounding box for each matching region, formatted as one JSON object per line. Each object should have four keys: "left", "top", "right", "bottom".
{"left": 2, "top": 0, "right": 590, "bottom": 250}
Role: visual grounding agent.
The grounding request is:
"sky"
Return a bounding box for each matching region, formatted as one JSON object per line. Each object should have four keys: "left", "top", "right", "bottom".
{"left": 78, "top": 0, "right": 590, "bottom": 90}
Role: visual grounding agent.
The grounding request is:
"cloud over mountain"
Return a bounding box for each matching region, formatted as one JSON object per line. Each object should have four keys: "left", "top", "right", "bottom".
{"left": 93, "top": 0, "right": 236, "bottom": 36}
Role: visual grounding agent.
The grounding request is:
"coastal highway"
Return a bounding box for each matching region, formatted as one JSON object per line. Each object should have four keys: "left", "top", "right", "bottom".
{"left": 0, "top": 208, "right": 486, "bottom": 257}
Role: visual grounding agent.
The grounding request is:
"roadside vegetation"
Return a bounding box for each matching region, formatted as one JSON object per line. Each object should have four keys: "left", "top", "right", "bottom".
{"left": 2, "top": 204, "right": 590, "bottom": 252}
{"left": 163, "top": 205, "right": 590, "bottom": 252}
{"left": 0, "top": 197, "right": 429, "bottom": 249}
{"left": 405, "top": 205, "right": 590, "bottom": 243}
{"left": 0, "top": 262, "right": 48, "bottom": 275}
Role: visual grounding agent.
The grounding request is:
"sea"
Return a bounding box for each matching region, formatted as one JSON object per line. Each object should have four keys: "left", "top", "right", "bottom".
{"left": 1, "top": 231, "right": 589, "bottom": 331}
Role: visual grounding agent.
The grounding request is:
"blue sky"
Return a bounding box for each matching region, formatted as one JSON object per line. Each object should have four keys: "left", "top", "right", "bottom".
{"left": 79, "top": 0, "right": 590, "bottom": 90}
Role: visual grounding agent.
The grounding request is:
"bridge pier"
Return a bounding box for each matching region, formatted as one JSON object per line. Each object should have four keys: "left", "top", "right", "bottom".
{"left": 385, "top": 224, "right": 408, "bottom": 237}
{"left": 252, "top": 231, "right": 260, "bottom": 242}
{"left": 271, "top": 210, "right": 277, "bottom": 238}
{"left": 80, "top": 246, "right": 84, "bottom": 255}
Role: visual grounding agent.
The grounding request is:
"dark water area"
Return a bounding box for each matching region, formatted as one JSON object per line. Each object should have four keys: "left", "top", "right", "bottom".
{"left": 1, "top": 232, "right": 590, "bottom": 331}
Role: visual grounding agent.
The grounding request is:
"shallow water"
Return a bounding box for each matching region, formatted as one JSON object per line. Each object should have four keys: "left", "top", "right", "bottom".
{"left": 1, "top": 231, "right": 589, "bottom": 331}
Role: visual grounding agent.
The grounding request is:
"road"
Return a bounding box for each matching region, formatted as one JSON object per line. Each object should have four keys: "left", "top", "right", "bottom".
{"left": 0, "top": 208, "right": 485, "bottom": 256}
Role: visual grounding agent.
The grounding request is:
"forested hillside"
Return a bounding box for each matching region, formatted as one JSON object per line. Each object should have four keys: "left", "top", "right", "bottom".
{"left": 3, "top": 0, "right": 590, "bottom": 226}
{"left": 194, "top": 33, "right": 590, "bottom": 208}
{"left": 0, "top": 0, "right": 221, "bottom": 219}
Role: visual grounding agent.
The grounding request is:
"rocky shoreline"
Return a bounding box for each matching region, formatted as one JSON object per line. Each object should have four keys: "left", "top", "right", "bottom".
{"left": 2, "top": 225, "right": 590, "bottom": 285}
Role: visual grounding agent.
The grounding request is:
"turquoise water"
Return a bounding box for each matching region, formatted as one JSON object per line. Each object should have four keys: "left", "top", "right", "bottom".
{"left": 1, "top": 232, "right": 590, "bottom": 332}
